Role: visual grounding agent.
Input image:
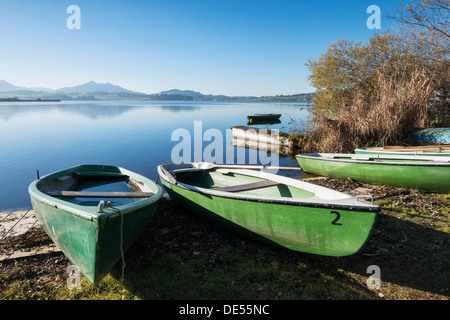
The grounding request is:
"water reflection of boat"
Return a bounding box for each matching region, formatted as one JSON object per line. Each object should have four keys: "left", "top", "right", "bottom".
{"left": 231, "top": 126, "right": 294, "bottom": 156}
{"left": 247, "top": 114, "right": 281, "bottom": 124}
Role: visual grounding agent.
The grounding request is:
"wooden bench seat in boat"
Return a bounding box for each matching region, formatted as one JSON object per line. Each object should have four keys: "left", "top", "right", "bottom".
{"left": 44, "top": 190, "right": 154, "bottom": 198}
{"left": 212, "top": 180, "right": 281, "bottom": 192}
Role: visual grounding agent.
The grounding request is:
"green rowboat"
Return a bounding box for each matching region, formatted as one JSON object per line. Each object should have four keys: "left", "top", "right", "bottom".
{"left": 28, "top": 164, "right": 163, "bottom": 283}
{"left": 158, "top": 163, "right": 380, "bottom": 257}
{"left": 355, "top": 145, "right": 450, "bottom": 157}
{"left": 296, "top": 153, "right": 450, "bottom": 193}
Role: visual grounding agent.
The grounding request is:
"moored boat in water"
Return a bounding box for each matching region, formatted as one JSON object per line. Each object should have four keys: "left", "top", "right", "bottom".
{"left": 247, "top": 114, "right": 281, "bottom": 124}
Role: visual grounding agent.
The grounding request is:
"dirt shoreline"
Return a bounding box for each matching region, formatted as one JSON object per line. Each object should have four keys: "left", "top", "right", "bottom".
{"left": 1, "top": 177, "right": 448, "bottom": 300}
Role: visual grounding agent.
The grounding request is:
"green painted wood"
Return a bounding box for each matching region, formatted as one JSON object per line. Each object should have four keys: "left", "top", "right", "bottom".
{"left": 212, "top": 180, "right": 281, "bottom": 192}
{"left": 297, "top": 153, "right": 450, "bottom": 193}
{"left": 45, "top": 190, "right": 154, "bottom": 198}
{"left": 158, "top": 165, "right": 379, "bottom": 257}
{"left": 28, "top": 164, "right": 163, "bottom": 284}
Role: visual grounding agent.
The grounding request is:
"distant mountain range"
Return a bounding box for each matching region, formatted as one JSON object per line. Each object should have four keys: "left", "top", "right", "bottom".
{"left": 0, "top": 80, "right": 314, "bottom": 102}
{"left": 57, "top": 81, "right": 140, "bottom": 95}
{"left": 0, "top": 80, "right": 140, "bottom": 95}
{"left": 0, "top": 80, "right": 58, "bottom": 93}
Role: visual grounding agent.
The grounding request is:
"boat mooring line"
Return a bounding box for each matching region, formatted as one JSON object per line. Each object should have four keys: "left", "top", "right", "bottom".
{"left": 0, "top": 210, "right": 14, "bottom": 222}
{"left": 28, "top": 218, "right": 39, "bottom": 231}
{"left": 103, "top": 201, "right": 126, "bottom": 285}
{"left": 0, "top": 209, "right": 32, "bottom": 242}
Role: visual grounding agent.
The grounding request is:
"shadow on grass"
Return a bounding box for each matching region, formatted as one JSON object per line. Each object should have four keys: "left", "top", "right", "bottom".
{"left": 3, "top": 197, "right": 445, "bottom": 300}
{"left": 110, "top": 200, "right": 449, "bottom": 300}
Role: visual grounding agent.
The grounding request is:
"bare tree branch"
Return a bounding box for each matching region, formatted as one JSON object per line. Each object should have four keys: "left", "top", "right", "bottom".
{"left": 388, "top": 0, "right": 450, "bottom": 39}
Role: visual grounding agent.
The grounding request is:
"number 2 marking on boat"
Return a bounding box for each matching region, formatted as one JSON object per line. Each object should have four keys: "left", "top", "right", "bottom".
{"left": 331, "top": 211, "right": 342, "bottom": 226}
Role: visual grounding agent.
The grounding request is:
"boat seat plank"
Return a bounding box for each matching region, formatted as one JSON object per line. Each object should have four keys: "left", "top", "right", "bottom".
{"left": 45, "top": 190, "right": 154, "bottom": 198}
{"left": 212, "top": 180, "right": 281, "bottom": 192}
{"left": 74, "top": 171, "right": 128, "bottom": 177}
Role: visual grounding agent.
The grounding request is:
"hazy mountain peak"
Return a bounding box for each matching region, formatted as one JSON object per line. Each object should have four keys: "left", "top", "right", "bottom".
{"left": 157, "top": 89, "right": 204, "bottom": 97}
{"left": 0, "top": 80, "right": 20, "bottom": 92}
{"left": 57, "top": 81, "right": 139, "bottom": 94}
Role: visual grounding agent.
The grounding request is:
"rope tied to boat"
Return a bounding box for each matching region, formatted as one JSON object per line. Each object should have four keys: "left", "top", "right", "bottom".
{"left": 99, "top": 201, "right": 126, "bottom": 287}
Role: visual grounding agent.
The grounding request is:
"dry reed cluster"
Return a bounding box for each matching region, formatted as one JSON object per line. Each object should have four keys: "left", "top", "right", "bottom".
{"left": 304, "top": 66, "right": 435, "bottom": 153}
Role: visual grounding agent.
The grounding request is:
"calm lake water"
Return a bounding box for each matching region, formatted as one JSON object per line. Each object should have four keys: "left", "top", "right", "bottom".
{"left": 0, "top": 100, "right": 311, "bottom": 211}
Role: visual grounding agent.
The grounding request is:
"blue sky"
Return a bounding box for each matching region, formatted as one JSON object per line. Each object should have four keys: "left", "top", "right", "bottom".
{"left": 0, "top": 0, "right": 407, "bottom": 96}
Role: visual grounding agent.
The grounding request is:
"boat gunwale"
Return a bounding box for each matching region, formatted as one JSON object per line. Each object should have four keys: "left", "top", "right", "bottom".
{"left": 247, "top": 114, "right": 281, "bottom": 118}
{"left": 157, "top": 164, "right": 380, "bottom": 212}
{"left": 354, "top": 147, "right": 450, "bottom": 155}
{"left": 29, "top": 164, "right": 163, "bottom": 221}
{"left": 296, "top": 153, "right": 450, "bottom": 166}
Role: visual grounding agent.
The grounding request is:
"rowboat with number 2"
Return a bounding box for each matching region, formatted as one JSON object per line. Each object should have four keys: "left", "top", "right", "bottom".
{"left": 158, "top": 163, "right": 380, "bottom": 257}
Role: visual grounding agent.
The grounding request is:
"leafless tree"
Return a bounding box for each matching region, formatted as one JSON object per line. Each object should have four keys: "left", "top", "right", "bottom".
{"left": 390, "top": 0, "right": 449, "bottom": 38}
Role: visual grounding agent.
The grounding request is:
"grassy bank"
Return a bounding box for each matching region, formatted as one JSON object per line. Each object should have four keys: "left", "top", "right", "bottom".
{"left": 0, "top": 178, "right": 448, "bottom": 300}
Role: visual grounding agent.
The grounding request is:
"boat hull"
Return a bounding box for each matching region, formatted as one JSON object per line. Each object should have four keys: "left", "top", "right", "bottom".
{"left": 296, "top": 154, "right": 450, "bottom": 193}
{"left": 247, "top": 114, "right": 282, "bottom": 124}
{"left": 28, "top": 165, "right": 163, "bottom": 283}
{"left": 409, "top": 128, "right": 450, "bottom": 144}
{"left": 247, "top": 114, "right": 281, "bottom": 120}
{"left": 159, "top": 166, "right": 378, "bottom": 257}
